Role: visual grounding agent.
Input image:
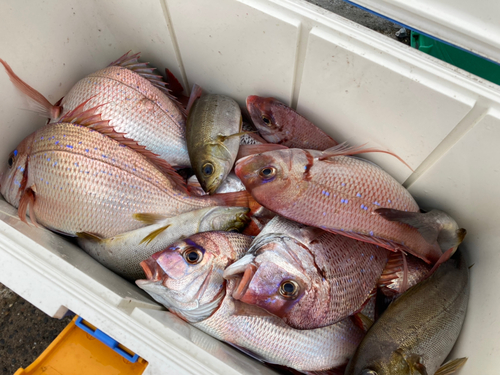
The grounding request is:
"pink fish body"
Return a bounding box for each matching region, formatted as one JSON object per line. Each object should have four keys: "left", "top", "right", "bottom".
{"left": 224, "top": 217, "right": 389, "bottom": 329}
{"left": 235, "top": 148, "right": 443, "bottom": 264}
{"left": 1, "top": 53, "right": 190, "bottom": 168}
{"left": 246, "top": 95, "right": 338, "bottom": 150}
{"left": 137, "top": 231, "right": 364, "bottom": 372}
{"left": 0, "top": 118, "right": 248, "bottom": 238}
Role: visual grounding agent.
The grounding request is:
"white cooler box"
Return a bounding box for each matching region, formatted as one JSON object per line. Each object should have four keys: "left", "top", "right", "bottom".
{"left": 1, "top": 0, "right": 499, "bottom": 373}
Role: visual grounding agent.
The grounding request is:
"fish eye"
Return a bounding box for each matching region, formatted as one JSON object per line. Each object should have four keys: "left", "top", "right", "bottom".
{"left": 226, "top": 226, "right": 240, "bottom": 233}
{"left": 202, "top": 162, "right": 214, "bottom": 176}
{"left": 259, "top": 166, "right": 276, "bottom": 179}
{"left": 261, "top": 115, "right": 272, "bottom": 126}
{"left": 8, "top": 157, "right": 14, "bottom": 168}
{"left": 183, "top": 247, "right": 203, "bottom": 264}
{"left": 279, "top": 280, "right": 299, "bottom": 298}
{"left": 361, "top": 370, "right": 378, "bottom": 375}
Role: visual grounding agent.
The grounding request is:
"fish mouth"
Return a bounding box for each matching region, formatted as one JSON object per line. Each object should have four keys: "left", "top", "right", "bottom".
{"left": 231, "top": 263, "right": 257, "bottom": 301}
{"left": 140, "top": 257, "right": 168, "bottom": 282}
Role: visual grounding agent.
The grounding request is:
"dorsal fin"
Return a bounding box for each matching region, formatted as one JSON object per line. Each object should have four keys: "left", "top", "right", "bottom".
{"left": 59, "top": 99, "right": 189, "bottom": 194}
{"left": 108, "top": 51, "right": 187, "bottom": 116}
{"left": 317, "top": 142, "right": 414, "bottom": 171}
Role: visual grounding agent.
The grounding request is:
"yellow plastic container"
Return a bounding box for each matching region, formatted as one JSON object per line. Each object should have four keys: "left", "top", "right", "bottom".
{"left": 14, "top": 316, "right": 148, "bottom": 375}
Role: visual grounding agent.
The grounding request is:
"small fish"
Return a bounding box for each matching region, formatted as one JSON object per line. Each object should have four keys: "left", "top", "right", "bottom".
{"left": 187, "top": 90, "right": 244, "bottom": 194}
{"left": 1, "top": 52, "right": 191, "bottom": 167}
{"left": 235, "top": 146, "right": 443, "bottom": 264}
{"left": 224, "top": 216, "right": 388, "bottom": 329}
{"left": 0, "top": 104, "right": 251, "bottom": 238}
{"left": 77, "top": 207, "right": 249, "bottom": 280}
{"left": 345, "top": 250, "right": 469, "bottom": 375}
{"left": 246, "top": 95, "right": 338, "bottom": 150}
{"left": 137, "top": 231, "right": 364, "bottom": 372}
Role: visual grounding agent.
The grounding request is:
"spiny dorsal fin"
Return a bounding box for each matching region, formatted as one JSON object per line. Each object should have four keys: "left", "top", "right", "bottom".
{"left": 0, "top": 58, "right": 62, "bottom": 119}
{"left": 108, "top": 51, "right": 187, "bottom": 116}
{"left": 140, "top": 224, "right": 172, "bottom": 245}
{"left": 76, "top": 232, "right": 104, "bottom": 242}
{"left": 434, "top": 358, "right": 468, "bottom": 375}
{"left": 133, "top": 213, "right": 167, "bottom": 224}
{"left": 60, "top": 100, "right": 189, "bottom": 194}
{"left": 318, "top": 142, "right": 413, "bottom": 171}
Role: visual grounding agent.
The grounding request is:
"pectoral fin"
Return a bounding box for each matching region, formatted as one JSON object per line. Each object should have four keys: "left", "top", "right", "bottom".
{"left": 217, "top": 131, "right": 256, "bottom": 142}
{"left": 133, "top": 213, "right": 167, "bottom": 224}
{"left": 140, "top": 224, "right": 172, "bottom": 245}
{"left": 76, "top": 232, "right": 104, "bottom": 242}
{"left": 434, "top": 358, "right": 468, "bottom": 375}
{"left": 18, "top": 185, "right": 38, "bottom": 227}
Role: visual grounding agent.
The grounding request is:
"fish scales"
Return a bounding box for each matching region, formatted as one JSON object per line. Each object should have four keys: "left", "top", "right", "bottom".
{"left": 60, "top": 66, "right": 190, "bottom": 167}
{"left": 194, "top": 279, "right": 364, "bottom": 371}
{"left": 246, "top": 96, "right": 338, "bottom": 150}
{"left": 137, "top": 231, "right": 364, "bottom": 372}
{"left": 345, "top": 251, "right": 469, "bottom": 375}
{"left": 225, "top": 216, "right": 388, "bottom": 329}
{"left": 3, "top": 123, "right": 226, "bottom": 238}
{"left": 235, "top": 149, "right": 443, "bottom": 263}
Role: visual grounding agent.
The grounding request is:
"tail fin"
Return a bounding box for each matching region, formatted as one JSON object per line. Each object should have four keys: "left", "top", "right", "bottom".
{"left": 0, "top": 59, "right": 61, "bottom": 119}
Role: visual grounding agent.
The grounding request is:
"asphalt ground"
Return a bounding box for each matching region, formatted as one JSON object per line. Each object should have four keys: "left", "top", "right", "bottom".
{"left": 0, "top": 1, "right": 407, "bottom": 373}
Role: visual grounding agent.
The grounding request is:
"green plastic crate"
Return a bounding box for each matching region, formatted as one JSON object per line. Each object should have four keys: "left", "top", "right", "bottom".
{"left": 411, "top": 31, "right": 500, "bottom": 85}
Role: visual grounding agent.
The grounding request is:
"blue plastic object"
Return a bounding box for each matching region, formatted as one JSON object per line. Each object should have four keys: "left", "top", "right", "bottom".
{"left": 75, "top": 316, "right": 139, "bottom": 363}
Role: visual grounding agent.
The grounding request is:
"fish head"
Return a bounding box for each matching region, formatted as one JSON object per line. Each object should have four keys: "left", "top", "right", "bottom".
{"left": 193, "top": 144, "right": 235, "bottom": 194}
{"left": 0, "top": 133, "right": 34, "bottom": 207}
{"left": 198, "top": 206, "right": 250, "bottom": 232}
{"left": 137, "top": 232, "right": 251, "bottom": 322}
{"left": 246, "top": 96, "right": 291, "bottom": 143}
{"left": 224, "top": 235, "right": 324, "bottom": 328}
{"left": 235, "top": 149, "right": 308, "bottom": 209}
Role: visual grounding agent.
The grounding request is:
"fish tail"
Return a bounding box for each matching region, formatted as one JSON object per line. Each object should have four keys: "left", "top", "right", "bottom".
{"left": 212, "top": 190, "right": 257, "bottom": 209}
{"left": 0, "top": 59, "right": 62, "bottom": 119}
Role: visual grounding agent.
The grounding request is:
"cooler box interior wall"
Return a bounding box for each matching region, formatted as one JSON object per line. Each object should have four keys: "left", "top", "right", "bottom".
{"left": 1, "top": 0, "right": 498, "bottom": 373}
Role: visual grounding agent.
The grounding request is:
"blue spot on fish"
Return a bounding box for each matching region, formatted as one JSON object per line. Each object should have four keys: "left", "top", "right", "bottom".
{"left": 85, "top": 149, "right": 89, "bottom": 153}
{"left": 102, "top": 154, "right": 107, "bottom": 158}
{"left": 360, "top": 204, "right": 365, "bottom": 209}
{"left": 323, "top": 212, "right": 326, "bottom": 216}
{"left": 345, "top": 199, "right": 348, "bottom": 204}
{"left": 364, "top": 206, "right": 368, "bottom": 211}
{"left": 341, "top": 198, "right": 345, "bottom": 203}
{"left": 373, "top": 201, "right": 380, "bottom": 206}
{"left": 356, "top": 193, "right": 361, "bottom": 197}
{"left": 325, "top": 191, "right": 330, "bottom": 196}
{"left": 13, "top": 150, "right": 18, "bottom": 156}
{"left": 66, "top": 145, "right": 73, "bottom": 149}
{"left": 78, "top": 141, "right": 82, "bottom": 144}
{"left": 55, "top": 141, "right": 59, "bottom": 145}
{"left": 53, "top": 162, "right": 57, "bottom": 166}
{"left": 341, "top": 182, "right": 346, "bottom": 186}
{"left": 370, "top": 231, "right": 374, "bottom": 236}
{"left": 370, "top": 255, "right": 374, "bottom": 260}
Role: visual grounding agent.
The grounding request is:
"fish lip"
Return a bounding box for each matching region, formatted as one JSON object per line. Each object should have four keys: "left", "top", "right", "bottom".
{"left": 140, "top": 257, "right": 167, "bottom": 282}
{"left": 231, "top": 263, "right": 257, "bottom": 301}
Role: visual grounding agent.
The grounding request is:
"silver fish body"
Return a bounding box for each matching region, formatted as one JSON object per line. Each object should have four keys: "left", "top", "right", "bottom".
{"left": 78, "top": 207, "right": 249, "bottom": 280}
{"left": 186, "top": 94, "right": 242, "bottom": 194}
{"left": 345, "top": 251, "right": 469, "bottom": 375}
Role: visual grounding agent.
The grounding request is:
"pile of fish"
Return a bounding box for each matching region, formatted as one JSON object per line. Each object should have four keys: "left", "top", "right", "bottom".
{"left": 0, "top": 52, "right": 470, "bottom": 374}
